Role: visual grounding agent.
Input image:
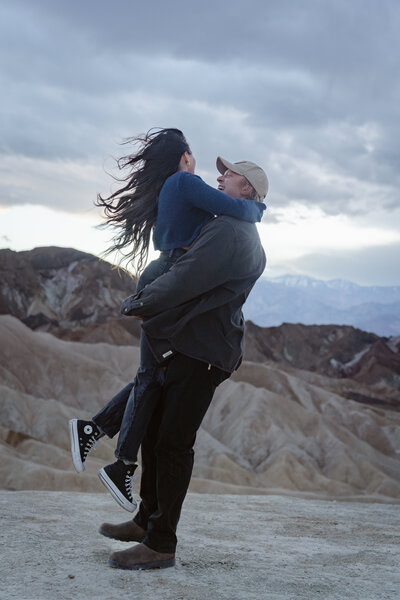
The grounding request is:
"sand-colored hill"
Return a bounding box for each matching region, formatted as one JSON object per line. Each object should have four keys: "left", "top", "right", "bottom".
{"left": 1, "top": 315, "right": 399, "bottom": 501}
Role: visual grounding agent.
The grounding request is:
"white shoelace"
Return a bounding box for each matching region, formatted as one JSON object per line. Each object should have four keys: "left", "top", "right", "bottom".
{"left": 124, "top": 472, "right": 137, "bottom": 500}
{"left": 83, "top": 437, "right": 98, "bottom": 459}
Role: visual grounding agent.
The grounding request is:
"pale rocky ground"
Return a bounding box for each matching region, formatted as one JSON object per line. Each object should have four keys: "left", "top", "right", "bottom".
{"left": 1, "top": 491, "right": 399, "bottom": 600}
{"left": 2, "top": 251, "right": 400, "bottom": 599}
{"left": 1, "top": 315, "right": 400, "bottom": 501}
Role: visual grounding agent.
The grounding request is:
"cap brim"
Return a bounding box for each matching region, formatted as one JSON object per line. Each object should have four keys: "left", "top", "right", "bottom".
{"left": 216, "top": 156, "right": 236, "bottom": 175}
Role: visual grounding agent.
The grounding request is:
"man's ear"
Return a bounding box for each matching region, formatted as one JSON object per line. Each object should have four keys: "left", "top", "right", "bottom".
{"left": 241, "top": 181, "right": 253, "bottom": 196}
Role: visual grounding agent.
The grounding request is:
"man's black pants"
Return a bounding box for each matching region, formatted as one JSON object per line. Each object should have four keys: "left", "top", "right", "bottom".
{"left": 133, "top": 352, "right": 230, "bottom": 554}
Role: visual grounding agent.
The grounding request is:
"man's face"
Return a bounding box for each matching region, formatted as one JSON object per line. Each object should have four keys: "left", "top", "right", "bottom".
{"left": 217, "top": 169, "right": 249, "bottom": 199}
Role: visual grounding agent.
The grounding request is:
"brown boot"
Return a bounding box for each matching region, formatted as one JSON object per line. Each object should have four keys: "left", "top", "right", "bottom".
{"left": 99, "top": 519, "right": 146, "bottom": 542}
{"left": 109, "top": 543, "right": 175, "bottom": 570}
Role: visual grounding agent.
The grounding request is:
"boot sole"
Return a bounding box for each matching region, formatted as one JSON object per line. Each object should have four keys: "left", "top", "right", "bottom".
{"left": 69, "top": 419, "right": 85, "bottom": 473}
{"left": 99, "top": 527, "right": 120, "bottom": 540}
{"left": 98, "top": 468, "right": 137, "bottom": 513}
{"left": 98, "top": 526, "right": 145, "bottom": 542}
{"left": 108, "top": 557, "right": 175, "bottom": 570}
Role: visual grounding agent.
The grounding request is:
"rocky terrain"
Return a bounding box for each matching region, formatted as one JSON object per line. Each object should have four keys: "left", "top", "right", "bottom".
{"left": 2, "top": 246, "right": 399, "bottom": 396}
{"left": 0, "top": 246, "right": 141, "bottom": 344}
{"left": 1, "top": 246, "right": 400, "bottom": 501}
{"left": 1, "top": 315, "right": 400, "bottom": 500}
{"left": 244, "top": 321, "right": 400, "bottom": 398}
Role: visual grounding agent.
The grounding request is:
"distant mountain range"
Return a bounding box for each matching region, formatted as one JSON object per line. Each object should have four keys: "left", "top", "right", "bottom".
{"left": 243, "top": 274, "right": 400, "bottom": 337}
{"left": 1, "top": 247, "right": 399, "bottom": 400}
{"left": 1, "top": 247, "right": 399, "bottom": 339}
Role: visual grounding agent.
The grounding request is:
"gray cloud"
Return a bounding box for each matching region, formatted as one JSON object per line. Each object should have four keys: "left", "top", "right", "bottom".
{"left": 290, "top": 243, "right": 400, "bottom": 286}
{"left": 0, "top": 0, "right": 399, "bottom": 221}
{"left": 8, "top": 0, "right": 399, "bottom": 78}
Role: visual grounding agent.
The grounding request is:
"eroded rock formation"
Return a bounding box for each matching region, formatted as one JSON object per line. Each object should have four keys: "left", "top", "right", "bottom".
{"left": 1, "top": 315, "right": 399, "bottom": 501}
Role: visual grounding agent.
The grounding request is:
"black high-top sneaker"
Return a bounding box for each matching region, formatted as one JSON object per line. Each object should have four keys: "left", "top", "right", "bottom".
{"left": 69, "top": 419, "right": 103, "bottom": 473}
{"left": 98, "top": 460, "right": 138, "bottom": 512}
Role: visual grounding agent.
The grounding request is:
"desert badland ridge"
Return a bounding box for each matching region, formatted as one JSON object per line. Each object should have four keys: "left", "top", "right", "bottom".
{"left": 1, "top": 246, "right": 399, "bottom": 501}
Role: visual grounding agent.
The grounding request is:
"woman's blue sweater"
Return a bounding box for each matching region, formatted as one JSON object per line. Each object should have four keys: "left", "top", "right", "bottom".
{"left": 153, "top": 171, "right": 266, "bottom": 251}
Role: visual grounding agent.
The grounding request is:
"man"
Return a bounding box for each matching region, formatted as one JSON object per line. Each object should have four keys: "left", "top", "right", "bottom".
{"left": 102, "top": 157, "right": 268, "bottom": 570}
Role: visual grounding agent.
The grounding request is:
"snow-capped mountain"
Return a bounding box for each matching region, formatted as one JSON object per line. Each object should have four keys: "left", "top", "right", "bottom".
{"left": 243, "top": 274, "right": 400, "bottom": 337}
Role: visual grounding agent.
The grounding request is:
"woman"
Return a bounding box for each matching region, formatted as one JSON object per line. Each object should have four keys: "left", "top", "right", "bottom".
{"left": 69, "top": 128, "right": 265, "bottom": 511}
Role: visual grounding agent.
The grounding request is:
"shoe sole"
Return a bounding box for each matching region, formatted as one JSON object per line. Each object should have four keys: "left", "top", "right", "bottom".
{"left": 108, "top": 557, "right": 175, "bottom": 570}
{"left": 69, "top": 419, "right": 85, "bottom": 473}
{"left": 98, "top": 468, "right": 137, "bottom": 513}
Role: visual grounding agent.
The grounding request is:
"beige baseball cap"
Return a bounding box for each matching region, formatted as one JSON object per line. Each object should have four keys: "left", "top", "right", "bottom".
{"left": 216, "top": 157, "right": 269, "bottom": 199}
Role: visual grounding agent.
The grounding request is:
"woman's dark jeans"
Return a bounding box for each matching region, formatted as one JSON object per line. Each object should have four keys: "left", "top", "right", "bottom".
{"left": 92, "top": 248, "right": 186, "bottom": 463}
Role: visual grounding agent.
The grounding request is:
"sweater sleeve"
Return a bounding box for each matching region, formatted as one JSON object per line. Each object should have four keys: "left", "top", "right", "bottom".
{"left": 178, "top": 172, "right": 265, "bottom": 223}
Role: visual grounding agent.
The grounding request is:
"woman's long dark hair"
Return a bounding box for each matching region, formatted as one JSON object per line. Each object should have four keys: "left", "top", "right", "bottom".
{"left": 96, "top": 128, "right": 191, "bottom": 274}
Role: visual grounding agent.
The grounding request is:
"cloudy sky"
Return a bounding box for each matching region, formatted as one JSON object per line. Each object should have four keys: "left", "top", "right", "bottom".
{"left": 1, "top": 0, "right": 399, "bottom": 285}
